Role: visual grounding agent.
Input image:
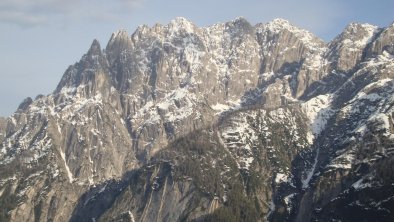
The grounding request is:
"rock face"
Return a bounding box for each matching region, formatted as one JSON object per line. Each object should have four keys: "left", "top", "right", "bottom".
{"left": 327, "top": 23, "right": 378, "bottom": 73}
{"left": 0, "top": 117, "right": 6, "bottom": 144}
{"left": 1, "top": 17, "right": 394, "bottom": 222}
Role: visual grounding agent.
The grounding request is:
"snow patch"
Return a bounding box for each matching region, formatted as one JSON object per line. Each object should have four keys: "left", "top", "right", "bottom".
{"left": 302, "top": 94, "right": 335, "bottom": 141}
{"left": 168, "top": 17, "right": 195, "bottom": 34}
{"left": 211, "top": 100, "right": 242, "bottom": 115}
{"left": 327, "top": 152, "right": 355, "bottom": 170}
{"left": 211, "top": 103, "right": 230, "bottom": 114}
{"left": 157, "top": 101, "right": 171, "bottom": 110}
{"left": 275, "top": 173, "right": 289, "bottom": 183}
{"left": 352, "top": 178, "right": 372, "bottom": 190}
{"left": 370, "top": 113, "right": 391, "bottom": 134}
{"left": 219, "top": 112, "right": 259, "bottom": 170}
{"left": 302, "top": 148, "right": 319, "bottom": 189}
{"left": 352, "top": 23, "right": 378, "bottom": 48}
{"left": 284, "top": 193, "right": 297, "bottom": 213}
{"left": 127, "top": 211, "right": 136, "bottom": 222}
{"left": 59, "top": 149, "right": 74, "bottom": 183}
{"left": 242, "top": 156, "right": 254, "bottom": 170}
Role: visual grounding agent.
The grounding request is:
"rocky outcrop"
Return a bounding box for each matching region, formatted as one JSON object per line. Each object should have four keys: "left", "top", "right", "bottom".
{"left": 327, "top": 23, "right": 378, "bottom": 73}
{"left": 0, "top": 117, "right": 6, "bottom": 143}
{"left": 367, "top": 23, "right": 394, "bottom": 57}
{"left": 17, "top": 97, "right": 33, "bottom": 112}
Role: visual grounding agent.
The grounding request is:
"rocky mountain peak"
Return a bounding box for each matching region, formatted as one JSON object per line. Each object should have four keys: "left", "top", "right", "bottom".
{"left": 106, "top": 29, "right": 132, "bottom": 63}
{"left": 54, "top": 38, "right": 110, "bottom": 96}
{"left": 1, "top": 17, "right": 394, "bottom": 222}
{"left": 225, "top": 16, "right": 254, "bottom": 37}
{"left": 345, "top": 22, "right": 377, "bottom": 34}
{"left": 336, "top": 22, "right": 378, "bottom": 47}
{"left": 17, "top": 97, "right": 33, "bottom": 112}
{"left": 109, "top": 29, "right": 129, "bottom": 41}
{"left": 107, "top": 29, "right": 131, "bottom": 48}
{"left": 229, "top": 16, "right": 252, "bottom": 27}
{"left": 267, "top": 18, "right": 292, "bottom": 29}
{"left": 263, "top": 18, "right": 303, "bottom": 34}
{"left": 134, "top": 24, "right": 150, "bottom": 35}
{"left": 257, "top": 18, "right": 325, "bottom": 53}
{"left": 171, "top": 16, "right": 193, "bottom": 24}
{"left": 326, "top": 22, "right": 378, "bottom": 72}
{"left": 87, "top": 39, "right": 102, "bottom": 56}
{"left": 167, "top": 17, "right": 196, "bottom": 34}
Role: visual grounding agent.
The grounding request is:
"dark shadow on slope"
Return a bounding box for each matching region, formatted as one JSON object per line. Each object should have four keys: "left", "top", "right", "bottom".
{"left": 215, "top": 61, "right": 303, "bottom": 128}
{"left": 69, "top": 161, "right": 179, "bottom": 222}
{"left": 69, "top": 128, "right": 254, "bottom": 222}
{"left": 288, "top": 79, "right": 394, "bottom": 221}
{"left": 215, "top": 101, "right": 315, "bottom": 221}
{"left": 241, "top": 61, "right": 303, "bottom": 107}
{"left": 299, "top": 70, "right": 349, "bottom": 101}
{"left": 69, "top": 169, "right": 140, "bottom": 222}
{"left": 154, "top": 129, "right": 262, "bottom": 222}
{"left": 300, "top": 26, "right": 386, "bottom": 104}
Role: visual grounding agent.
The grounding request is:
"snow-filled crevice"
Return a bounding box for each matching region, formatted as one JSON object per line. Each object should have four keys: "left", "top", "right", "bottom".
{"left": 59, "top": 148, "right": 74, "bottom": 183}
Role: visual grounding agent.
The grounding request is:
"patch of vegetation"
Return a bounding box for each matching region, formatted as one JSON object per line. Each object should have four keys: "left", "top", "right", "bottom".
{"left": 0, "top": 186, "right": 18, "bottom": 222}
{"left": 154, "top": 129, "right": 240, "bottom": 197}
{"left": 154, "top": 129, "right": 263, "bottom": 221}
{"left": 201, "top": 183, "right": 260, "bottom": 222}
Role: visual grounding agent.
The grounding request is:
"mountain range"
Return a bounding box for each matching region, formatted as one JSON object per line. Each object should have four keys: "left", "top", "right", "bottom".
{"left": 1, "top": 17, "right": 394, "bottom": 221}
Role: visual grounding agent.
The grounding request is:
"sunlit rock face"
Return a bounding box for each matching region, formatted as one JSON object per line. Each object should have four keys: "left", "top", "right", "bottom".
{"left": 1, "top": 17, "right": 394, "bottom": 222}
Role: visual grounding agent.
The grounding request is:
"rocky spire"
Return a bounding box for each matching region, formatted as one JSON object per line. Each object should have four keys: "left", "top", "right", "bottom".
{"left": 106, "top": 30, "right": 133, "bottom": 63}
{"left": 54, "top": 39, "right": 109, "bottom": 96}
{"left": 17, "top": 97, "right": 33, "bottom": 112}
{"left": 87, "top": 39, "right": 102, "bottom": 56}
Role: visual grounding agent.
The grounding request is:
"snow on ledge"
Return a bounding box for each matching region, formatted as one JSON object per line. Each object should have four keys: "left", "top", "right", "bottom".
{"left": 302, "top": 94, "right": 335, "bottom": 143}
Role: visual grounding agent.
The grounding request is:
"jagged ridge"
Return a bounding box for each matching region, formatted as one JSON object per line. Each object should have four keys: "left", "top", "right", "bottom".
{"left": 0, "top": 17, "right": 394, "bottom": 222}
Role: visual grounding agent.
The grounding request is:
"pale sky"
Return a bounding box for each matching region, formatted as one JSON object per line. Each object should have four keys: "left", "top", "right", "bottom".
{"left": 0, "top": 0, "right": 393, "bottom": 116}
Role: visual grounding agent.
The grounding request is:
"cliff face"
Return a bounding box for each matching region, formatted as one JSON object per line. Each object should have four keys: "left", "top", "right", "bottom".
{"left": 1, "top": 18, "right": 394, "bottom": 222}
{"left": 0, "top": 117, "right": 5, "bottom": 143}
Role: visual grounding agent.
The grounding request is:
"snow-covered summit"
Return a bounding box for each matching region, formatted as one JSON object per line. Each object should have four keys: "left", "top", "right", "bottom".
{"left": 167, "top": 17, "right": 196, "bottom": 33}
{"left": 338, "top": 22, "right": 378, "bottom": 47}
{"left": 265, "top": 18, "right": 294, "bottom": 32}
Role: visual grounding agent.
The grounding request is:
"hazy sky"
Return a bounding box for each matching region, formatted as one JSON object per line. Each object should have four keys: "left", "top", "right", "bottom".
{"left": 0, "top": 0, "right": 393, "bottom": 116}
